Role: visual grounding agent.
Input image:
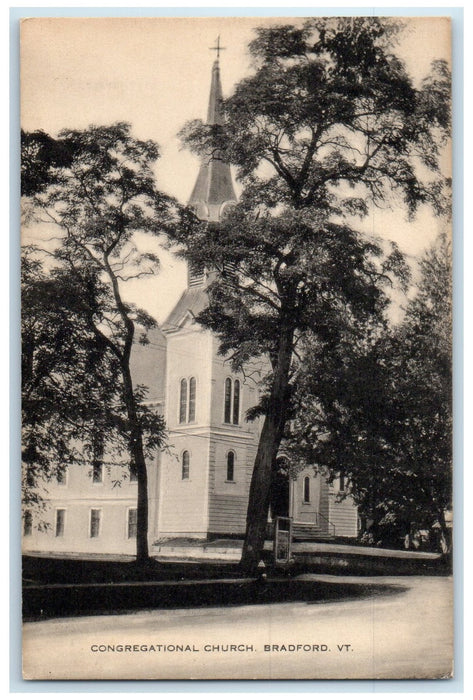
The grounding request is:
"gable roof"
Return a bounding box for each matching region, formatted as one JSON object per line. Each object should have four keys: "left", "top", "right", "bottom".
{"left": 161, "top": 287, "right": 208, "bottom": 333}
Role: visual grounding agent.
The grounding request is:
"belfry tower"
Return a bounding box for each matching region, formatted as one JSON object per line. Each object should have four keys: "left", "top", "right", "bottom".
{"left": 155, "top": 47, "right": 360, "bottom": 542}
{"left": 156, "top": 47, "right": 261, "bottom": 539}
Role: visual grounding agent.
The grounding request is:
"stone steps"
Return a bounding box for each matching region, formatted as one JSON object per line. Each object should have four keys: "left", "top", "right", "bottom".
{"left": 292, "top": 524, "right": 335, "bottom": 542}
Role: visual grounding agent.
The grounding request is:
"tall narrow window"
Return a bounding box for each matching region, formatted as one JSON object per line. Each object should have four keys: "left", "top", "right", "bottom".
{"left": 224, "top": 378, "right": 241, "bottom": 425}
{"left": 23, "top": 510, "right": 32, "bottom": 536}
{"left": 232, "top": 380, "right": 240, "bottom": 425}
{"left": 127, "top": 508, "right": 137, "bottom": 539}
{"left": 182, "top": 451, "right": 190, "bottom": 480}
{"left": 226, "top": 451, "right": 235, "bottom": 482}
{"left": 188, "top": 377, "right": 196, "bottom": 422}
{"left": 129, "top": 461, "right": 137, "bottom": 483}
{"left": 179, "top": 378, "right": 188, "bottom": 424}
{"left": 92, "top": 461, "right": 103, "bottom": 484}
{"left": 57, "top": 467, "right": 67, "bottom": 485}
{"left": 339, "top": 473, "right": 346, "bottom": 492}
{"left": 90, "top": 509, "right": 101, "bottom": 538}
{"left": 179, "top": 378, "right": 196, "bottom": 423}
{"left": 224, "top": 378, "right": 232, "bottom": 423}
{"left": 303, "top": 476, "right": 311, "bottom": 504}
{"left": 56, "top": 509, "right": 65, "bottom": 537}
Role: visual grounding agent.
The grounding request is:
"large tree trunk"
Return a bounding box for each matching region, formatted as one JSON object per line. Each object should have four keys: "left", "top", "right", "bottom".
{"left": 103, "top": 259, "right": 151, "bottom": 563}
{"left": 122, "top": 363, "right": 149, "bottom": 563}
{"left": 240, "top": 325, "right": 294, "bottom": 573}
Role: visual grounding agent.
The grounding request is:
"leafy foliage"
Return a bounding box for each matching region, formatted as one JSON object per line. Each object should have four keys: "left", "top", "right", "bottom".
{"left": 181, "top": 18, "right": 450, "bottom": 216}
{"left": 21, "top": 123, "right": 183, "bottom": 558}
{"left": 22, "top": 251, "right": 124, "bottom": 508}
{"left": 175, "top": 19, "right": 450, "bottom": 566}
{"left": 287, "top": 235, "right": 452, "bottom": 549}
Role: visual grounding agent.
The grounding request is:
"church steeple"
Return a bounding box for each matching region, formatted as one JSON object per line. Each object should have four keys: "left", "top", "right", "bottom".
{"left": 188, "top": 46, "right": 237, "bottom": 223}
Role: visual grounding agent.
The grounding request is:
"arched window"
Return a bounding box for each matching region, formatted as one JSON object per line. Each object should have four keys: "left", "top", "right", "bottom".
{"left": 188, "top": 377, "right": 196, "bottom": 422}
{"left": 224, "top": 378, "right": 241, "bottom": 425}
{"left": 224, "top": 378, "right": 232, "bottom": 424}
{"left": 233, "top": 380, "right": 240, "bottom": 425}
{"left": 179, "top": 378, "right": 196, "bottom": 423}
{"left": 182, "top": 450, "right": 190, "bottom": 480}
{"left": 179, "top": 378, "right": 187, "bottom": 423}
{"left": 303, "top": 476, "right": 311, "bottom": 504}
{"left": 226, "top": 451, "right": 235, "bottom": 482}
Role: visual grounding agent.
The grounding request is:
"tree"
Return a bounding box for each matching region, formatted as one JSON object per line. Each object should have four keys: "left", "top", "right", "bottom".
{"left": 21, "top": 129, "right": 74, "bottom": 196}
{"left": 22, "top": 122, "right": 186, "bottom": 560}
{"left": 388, "top": 235, "right": 452, "bottom": 548}
{"left": 176, "top": 18, "right": 450, "bottom": 570}
{"left": 21, "top": 250, "right": 124, "bottom": 512}
{"left": 287, "top": 235, "right": 452, "bottom": 551}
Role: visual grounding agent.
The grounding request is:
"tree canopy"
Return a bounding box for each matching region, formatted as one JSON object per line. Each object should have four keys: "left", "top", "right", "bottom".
{"left": 286, "top": 234, "right": 452, "bottom": 550}
{"left": 22, "top": 251, "right": 120, "bottom": 510}
{"left": 181, "top": 18, "right": 450, "bottom": 216}
{"left": 21, "top": 122, "right": 187, "bottom": 559}
{"left": 175, "top": 18, "right": 451, "bottom": 569}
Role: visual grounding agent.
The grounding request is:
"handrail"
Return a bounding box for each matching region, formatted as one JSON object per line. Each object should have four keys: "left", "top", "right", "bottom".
{"left": 315, "top": 511, "right": 336, "bottom": 537}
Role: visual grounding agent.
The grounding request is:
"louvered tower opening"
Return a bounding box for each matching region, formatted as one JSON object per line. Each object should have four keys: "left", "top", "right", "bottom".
{"left": 188, "top": 263, "right": 206, "bottom": 288}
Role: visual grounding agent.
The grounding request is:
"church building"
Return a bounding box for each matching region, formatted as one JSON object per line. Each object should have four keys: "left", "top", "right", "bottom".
{"left": 22, "top": 55, "right": 359, "bottom": 557}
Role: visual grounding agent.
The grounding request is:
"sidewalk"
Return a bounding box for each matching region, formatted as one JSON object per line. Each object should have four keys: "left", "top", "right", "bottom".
{"left": 152, "top": 537, "right": 442, "bottom": 563}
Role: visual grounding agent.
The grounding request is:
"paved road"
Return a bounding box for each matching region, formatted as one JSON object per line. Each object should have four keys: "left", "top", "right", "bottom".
{"left": 22, "top": 575, "right": 453, "bottom": 681}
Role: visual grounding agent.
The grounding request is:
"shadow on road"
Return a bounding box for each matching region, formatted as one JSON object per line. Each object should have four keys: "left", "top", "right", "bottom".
{"left": 23, "top": 577, "right": 409, "bottom": 622}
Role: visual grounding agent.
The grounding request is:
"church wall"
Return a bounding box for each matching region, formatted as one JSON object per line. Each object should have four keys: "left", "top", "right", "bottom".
{"left": 207, "top": 434, "right": 257, "bottom": 535}
{"left": 208, "top": 495, "right": 248, "bottom": 534}
{"left": 155, "top": 434, "right": 210, "bottom": 538}
{"left": 208, "top": 336, "right": 266, "bottom": 433}
{"left": 129, "top": 327, "right": 166, "bottom": 403}
{"left": 156, "top": 326, "right": 214, "bottom": 538}
{"left": 165, "top": 328, "right": 214, "bottom": 430}
{"left": 291, "top": 469, "right": 321, "bottom": 525}
{"left": 328, "top": 480, "right": 359, "bottom": 538}
{"left": 206, "top": 339, "right": 263, "bottom": 536}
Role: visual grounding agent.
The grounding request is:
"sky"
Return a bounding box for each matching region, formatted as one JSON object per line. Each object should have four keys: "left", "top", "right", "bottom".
{"left": 20, "top": 16, "right": 451, "bottom": 322}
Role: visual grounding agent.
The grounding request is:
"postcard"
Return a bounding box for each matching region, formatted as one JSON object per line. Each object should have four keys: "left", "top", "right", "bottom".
{"left": 20, "top": 16, "right": 453, "bottom": 680}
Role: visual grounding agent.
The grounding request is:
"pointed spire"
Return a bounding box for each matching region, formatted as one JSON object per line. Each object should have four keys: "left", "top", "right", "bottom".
{"left": 188, "top": 44, "right": 237, "bottom": 222}
{"left": 206, "top": 59, "right": 224, "bottom": 126}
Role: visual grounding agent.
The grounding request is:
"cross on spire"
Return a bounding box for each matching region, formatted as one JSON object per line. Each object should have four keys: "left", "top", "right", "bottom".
{"left": 209, "top": 35, "right": 226, "bottom": 60}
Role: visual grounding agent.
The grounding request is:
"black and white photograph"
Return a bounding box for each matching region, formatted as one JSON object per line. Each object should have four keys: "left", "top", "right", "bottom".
{"left": 20, "top": 15, "right": 453, "bottom": 680}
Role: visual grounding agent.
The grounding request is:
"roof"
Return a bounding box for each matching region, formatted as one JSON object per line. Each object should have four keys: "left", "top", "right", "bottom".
{"left": 161, "top": 287, "right": 209, "bottom": 333}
